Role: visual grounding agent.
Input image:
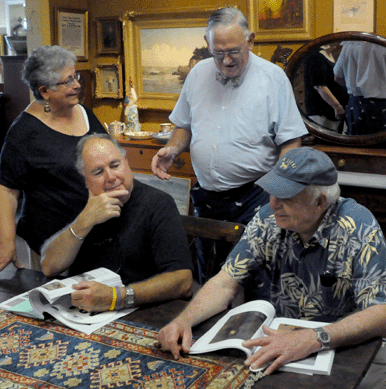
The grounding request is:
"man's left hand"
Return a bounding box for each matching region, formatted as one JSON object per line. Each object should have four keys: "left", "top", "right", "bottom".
{"left": 242, "top": 325, "right": 321, "bottom": 375}
{"left": 71, "top": 281, "right": 115, "bottom": 312}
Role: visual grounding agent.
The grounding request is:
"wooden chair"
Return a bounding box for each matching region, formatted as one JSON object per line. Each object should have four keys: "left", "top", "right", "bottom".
{"left": 181, "top": 215, "right": 246, "bottom": 281}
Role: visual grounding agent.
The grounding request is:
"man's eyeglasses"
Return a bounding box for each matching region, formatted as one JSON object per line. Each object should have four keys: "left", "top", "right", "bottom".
{"left": 55, "top": 72, "right": 81, "bottom": 87}
{"left": 212, "top": 48, "right": 244, "bottom": 60}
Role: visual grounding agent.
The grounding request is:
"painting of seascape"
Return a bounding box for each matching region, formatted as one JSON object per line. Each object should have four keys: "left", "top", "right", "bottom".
{"left": 141, "top": 26, "right": 209, "bottom": 94}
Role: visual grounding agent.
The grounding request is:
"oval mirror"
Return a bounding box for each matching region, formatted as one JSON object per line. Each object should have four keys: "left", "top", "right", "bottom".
{"left": 285, "top": 31, "right": 386, "bottom": 146}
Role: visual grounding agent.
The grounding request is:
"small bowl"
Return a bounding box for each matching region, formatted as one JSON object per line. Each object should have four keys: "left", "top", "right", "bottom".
{"left": 5, "top": 36, "right": 27, "bottom": 55}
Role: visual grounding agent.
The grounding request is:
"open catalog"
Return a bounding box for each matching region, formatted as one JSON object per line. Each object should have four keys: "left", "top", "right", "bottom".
{"left": 189, "top": 300, "right": 335, "bottom": 376}
{"left": 0, "top": 267, "right": 136, "bottom": 335}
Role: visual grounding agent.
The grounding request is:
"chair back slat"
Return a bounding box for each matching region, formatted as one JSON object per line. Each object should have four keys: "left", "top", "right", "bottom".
{"left": 181, "top": 215, "right": 246, "bottom": 280}
{"left": 181, "top": 215, "right": 245, "bottom": 243}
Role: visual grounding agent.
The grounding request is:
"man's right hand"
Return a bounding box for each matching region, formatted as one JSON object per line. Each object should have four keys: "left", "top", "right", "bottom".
{"left": 0, "top": 242, "right": 23, "bottom": 272}
{"left": 157, "top": 319, "right": 193, "bottom": 359}
{"left": 151, "top": 147, "right": 175, "bottom": 180}
{"left": 80, "top": 189, "right": 129, "bottom": 229}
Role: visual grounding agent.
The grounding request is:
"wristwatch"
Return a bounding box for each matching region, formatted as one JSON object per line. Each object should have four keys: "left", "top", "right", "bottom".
{"left": 124, "top": 286, "right": 135, "bottom": 309}
{"left": 313, "top": 327, "right": 330, "bottom": 350}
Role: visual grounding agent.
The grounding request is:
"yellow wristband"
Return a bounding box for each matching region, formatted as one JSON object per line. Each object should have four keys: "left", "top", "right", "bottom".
{"left": 109, "top": 286, "right": 117, "bottom": 311}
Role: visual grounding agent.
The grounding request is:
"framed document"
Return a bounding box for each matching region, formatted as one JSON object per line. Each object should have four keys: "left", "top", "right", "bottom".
{"left": 56, "top": 8, "right": 89, "bottom": 61}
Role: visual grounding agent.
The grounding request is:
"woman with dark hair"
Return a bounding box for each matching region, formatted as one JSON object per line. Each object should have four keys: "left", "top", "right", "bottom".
{"left": 0, "top": 46, "right": 106, "bottom": 271}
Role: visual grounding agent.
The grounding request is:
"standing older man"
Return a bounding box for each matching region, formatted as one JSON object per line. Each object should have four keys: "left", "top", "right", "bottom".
{"left": 41, "top": 134, "right": 193, "bottom": 313}
{"left": 157, "top": 147, "right": 386, "bottom": 375}
{"left": 152, "top": 7, "right": 308, "bottom": 282}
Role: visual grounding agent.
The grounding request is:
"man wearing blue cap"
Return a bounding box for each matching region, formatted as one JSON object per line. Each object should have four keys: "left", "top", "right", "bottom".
{"left": 157, "top": 147, "right": 386, "bottom": 375}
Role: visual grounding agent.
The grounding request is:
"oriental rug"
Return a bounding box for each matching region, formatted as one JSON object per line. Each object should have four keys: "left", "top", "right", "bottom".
{"left": 0, "top": 311, "right": 252, "bottom": 389}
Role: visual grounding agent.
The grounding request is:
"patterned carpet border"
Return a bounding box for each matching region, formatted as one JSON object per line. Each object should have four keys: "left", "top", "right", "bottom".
{"left": 0, "top": 310, "right": 251, "bottom": 389}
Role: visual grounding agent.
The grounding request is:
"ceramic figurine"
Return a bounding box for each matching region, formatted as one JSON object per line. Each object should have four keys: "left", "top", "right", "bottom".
{"left": 124, "top": 78, "right": 141, "bottom": 132}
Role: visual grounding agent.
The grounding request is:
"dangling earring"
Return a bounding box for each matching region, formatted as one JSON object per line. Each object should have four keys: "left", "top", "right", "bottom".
{"left": 44, "top": 101, "right": 51, "bottom": 113}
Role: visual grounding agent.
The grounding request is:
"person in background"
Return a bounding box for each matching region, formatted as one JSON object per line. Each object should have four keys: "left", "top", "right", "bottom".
{"left": 41, "top": 134, "right": 193, "bottom": 312}
{"left": 304, "top": 44, "right": 349, "bottom": 133}
{"left": 157, "top": 147, "right": 386, "bottom": 375}
{"left": 334, "top": 41, "right": 386, "bottom": 135}
{"left": 151, "top": 7, "right": 308, "bottom": 283}
{"left": 0, "top": 46, "right": 107, "bottom": 272}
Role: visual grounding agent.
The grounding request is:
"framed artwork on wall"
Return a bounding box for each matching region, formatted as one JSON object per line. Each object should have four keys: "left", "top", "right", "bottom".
{"left": 0, "top": 35, "right": 4, "bottom": 56}
{"left": 55, "top": 8, "right": 89, "bottom": 61}
{"left": 96, "top": 17, "right": 122, "bottom": 55}
{"left": 94, "top": 63, "right": 123, "bottom": 99}
{"left": 247, "top": 0, "right": 314, "bottom": 42}
{"left": 122, "top": 7, "right": 216, "bottom": 110}
{"left": 333, "top": 0, "right": 374, "bottom": 32}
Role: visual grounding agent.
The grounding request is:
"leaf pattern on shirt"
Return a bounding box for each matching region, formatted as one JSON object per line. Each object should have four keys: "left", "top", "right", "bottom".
{"left": 222, "top": 253, "right": 250, "bottom": 279}
{"left": 337, "top": 215, "right": 356, "bottom": 234}
{"left": 280, "top": 273, "right": 321, "bottom": 319}
{"left": 333, "top": 276, "right": 352, "bottom": 299}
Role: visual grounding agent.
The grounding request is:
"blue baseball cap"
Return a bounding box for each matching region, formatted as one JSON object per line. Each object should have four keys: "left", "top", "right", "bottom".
{"left": 257, "top": 147, "right": 338, "bottom": 199}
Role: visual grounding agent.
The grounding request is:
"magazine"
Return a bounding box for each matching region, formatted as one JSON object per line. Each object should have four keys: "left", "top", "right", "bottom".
{"left": 189, "top": 300, "right": 335, "bottom": 376}
{"left": 0, "top": 267, "right": 136, "bottom": 335}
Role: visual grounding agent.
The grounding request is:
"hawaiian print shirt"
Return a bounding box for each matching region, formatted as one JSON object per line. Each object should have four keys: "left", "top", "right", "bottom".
{"left": 223, "top": 197, "right": 386, "bottom": 323}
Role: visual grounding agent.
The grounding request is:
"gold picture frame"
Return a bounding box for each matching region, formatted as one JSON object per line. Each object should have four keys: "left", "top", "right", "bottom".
{"left": 96, "top": 17, "right": 122, "bottom": 55}
{"left": 94, "top": 63, "right": 123, "bottom": 99}
{"left": 333, "top": 0, "right": 374, "bottom": 33}
{"left": 55, "top": 8, "right": 89, "bottom": 61}
{"left": 0, "top": 35, "right": 4, "bottom": 56}
{"left": 247, "top": 0, "right": 314, "bottom": 42}
{"left": 122, "top": 7, "right": 217, "bottom": 111}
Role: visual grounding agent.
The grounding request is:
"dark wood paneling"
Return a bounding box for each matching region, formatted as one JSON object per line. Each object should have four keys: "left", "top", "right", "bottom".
{"left": 1, "top": 55, "right": 29, "bottom": 132}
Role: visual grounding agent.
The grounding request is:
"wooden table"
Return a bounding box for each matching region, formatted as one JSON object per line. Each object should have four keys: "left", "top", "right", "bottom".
{"left": 0, "top": 266, "right": 381, "bottom": 389}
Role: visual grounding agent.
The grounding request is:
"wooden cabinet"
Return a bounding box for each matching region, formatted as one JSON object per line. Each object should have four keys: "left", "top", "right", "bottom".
{"left": 312, "top": 144, "right": 386, "bottom": 235}
{"left": 1, "top": 56, "right": 29, "bottom": 133}
{"left": 313, "top": 145, "right": 386, "bottom": 175}
{"left": 116, "top": 136, "right": 197, "bottom": 184}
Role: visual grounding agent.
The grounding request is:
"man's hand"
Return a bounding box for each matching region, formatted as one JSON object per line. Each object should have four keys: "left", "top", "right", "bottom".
{"left": 81, "top": 189, "right": 128, "bottom": 228}
{"left": 157, "top": 319, "right": 193, "bottom": 359}
{"left": 151, "top": 147, "right": 174, "bottom": 180}
{"left": 71, "top": 281, "right": 115, "bottom": 312}
{"left": 242, "top": 325, "right": 320, "bottom": 375}
{"left": 0, "top": 242, "right": 23, "bottom": 271}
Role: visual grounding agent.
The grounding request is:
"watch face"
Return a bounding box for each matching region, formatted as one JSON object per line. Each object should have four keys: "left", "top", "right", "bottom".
{"left": 320, "top": 332, "right": 329, "bottom": 341}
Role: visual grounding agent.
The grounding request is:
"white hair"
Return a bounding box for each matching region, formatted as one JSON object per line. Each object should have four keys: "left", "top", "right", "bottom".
{"left": 305, "top": 183, "right": 340, "bottom": 206}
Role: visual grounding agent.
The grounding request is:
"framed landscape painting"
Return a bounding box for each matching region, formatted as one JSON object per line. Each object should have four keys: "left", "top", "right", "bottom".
{"left": 122, "top": 7, "right": 215, "bottom": 110}
{"left": 247, "top": 0, "right": 314, "bottom": 42}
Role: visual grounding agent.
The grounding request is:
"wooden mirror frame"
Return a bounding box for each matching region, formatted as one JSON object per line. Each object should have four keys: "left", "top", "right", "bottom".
{"left": 285, "top": 31, "right": 386, "bottom": 146}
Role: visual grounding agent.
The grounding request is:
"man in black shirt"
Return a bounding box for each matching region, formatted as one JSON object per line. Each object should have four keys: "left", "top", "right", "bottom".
{"left": 41, "top": 134, "right": 193, "bottom": 312}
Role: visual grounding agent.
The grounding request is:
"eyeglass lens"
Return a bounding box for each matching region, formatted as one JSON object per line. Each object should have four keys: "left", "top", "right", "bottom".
{"left": 213, "top": 50, "right": 242, "bottom": 60}
{"left": 56, "top": 72, "right": 81, "bottom": 86}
